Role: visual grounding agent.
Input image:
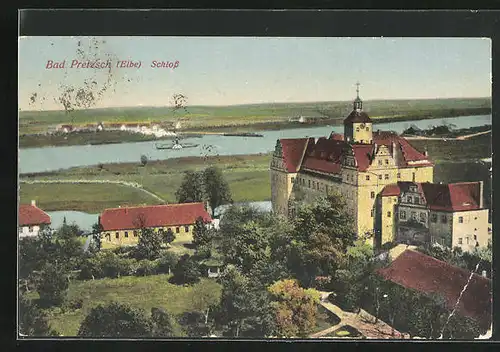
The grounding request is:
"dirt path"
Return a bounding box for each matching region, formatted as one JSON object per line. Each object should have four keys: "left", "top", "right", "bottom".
{"left": 404, "top": 130, "right": 491, "bottom": 141}
{"left": 311, "top": 291, "right": 409, "bottom": 339}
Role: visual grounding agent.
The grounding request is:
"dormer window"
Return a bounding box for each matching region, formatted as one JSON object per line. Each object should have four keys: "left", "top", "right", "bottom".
{"left": 366, "top": 127, "right": 370, "bottom": 131}
{"left": 356, "top": 128, "right": 360, "bottom": 132}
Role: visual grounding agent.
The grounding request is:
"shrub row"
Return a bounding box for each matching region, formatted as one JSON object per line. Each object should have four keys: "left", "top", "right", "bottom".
{"left": 78, "top": 251, "right": 179, "bottom": 280}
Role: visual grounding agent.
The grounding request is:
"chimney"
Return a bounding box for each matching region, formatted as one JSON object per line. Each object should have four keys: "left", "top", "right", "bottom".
{"left": 391, "top": 141, "right": 396, "bottom": 157}
{"left": 479, "top": 181, "right": 484, "bottom": 208}
{"left": 31, "top": 200, "right": 36, "bottom": 207}
{"left": 482, "top": 270, "right": 487, "bottom": 278}
{"left": 423, "top": 149, "right": 428, "bottom": 157}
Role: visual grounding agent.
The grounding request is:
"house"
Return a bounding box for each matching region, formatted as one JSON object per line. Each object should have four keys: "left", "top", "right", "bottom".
{"left": 18, "top": 200, "right": 51, "bottom": 238}
{"left": 98, "top": 202, "right": 212, "bottom": 246}
{"left": 376, "top": 249, "right": 492, "bottom": 331}
{"left": 199, "top": 257, "right": 223, "bottom": 278}
{"left": 270, "top": 83, "right": 434, "bottom": 247}
{"left": 379, "top": 181, "right": 489, "bottom": 251}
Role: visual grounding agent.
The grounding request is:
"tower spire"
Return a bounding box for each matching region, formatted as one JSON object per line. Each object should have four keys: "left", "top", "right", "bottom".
{"left": 353, "top": 81, "right": 362, "bottom": 111}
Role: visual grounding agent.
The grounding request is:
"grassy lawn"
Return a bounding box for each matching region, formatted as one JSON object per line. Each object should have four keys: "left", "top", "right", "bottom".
{"left": 19, "top": 183, "right": 164, "bottom": 213}
{"left": 19, "top": 154, "right": 272, "bottom": 213}
{"left": 24, "top": 274, "right": 221, "bottom": 336}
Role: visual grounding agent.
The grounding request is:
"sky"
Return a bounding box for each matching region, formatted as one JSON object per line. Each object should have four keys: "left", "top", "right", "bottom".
{"left": 18, "top": 37, "right": 491, "bottom": 111}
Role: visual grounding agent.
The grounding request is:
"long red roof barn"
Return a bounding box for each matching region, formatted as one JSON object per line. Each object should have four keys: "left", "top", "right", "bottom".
{"left": 376, "top": 249, "right": 491, "bottom": 329}
{"left": 99, "top": 203, "right": 212, "bottom": 231}
{"left": 18, "top": 203, "right": 51, "bottom": 227}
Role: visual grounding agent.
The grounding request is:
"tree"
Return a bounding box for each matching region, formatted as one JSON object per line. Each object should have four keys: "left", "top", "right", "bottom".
{"left": 288, "top": 193, "right": 356, "bottom": 286}
{"left": 140, "top": 154, "right": 148, "bottom": 166}
{"left": 156, "top": 252, "right": 179, "bottom": 275}
{"left": 134, "top": 227, "right": 164, "bottom": 260}
{"left": 36, "top": 262, "right": 69, "bottom": 306}
{"left": 161, "top": 228, "right": 176, "bottom": 246}
{"left": 268, "top": 279, "right": 318, "bottom": 338}
{"left": 170, "top": 254, "right": 201, "bottom": 285}
{"left": 89, "top": 222, "right": 103, "bottom": 253}
{"left": 150, "top": 307, "right": 180, "bottom": 337}
{"left": 216, "top": 265, "right": 275, "bottom": 337}
{"left": 78, "top": 302, "right": 152, "bottom": 337}
{"left": 192, "top": 216, "right": 213, "bottom": 248}
{"left": 190, "top": 279, "right": 222, "bottom": 326}
{"left": 175, "top": 170, "right": 205, "bottom": 203}
{"left": 19, "top": 296, "right": 59, "bottom": 336}
{"left": 203, "top": 166, "right": 233, "bottom": 218}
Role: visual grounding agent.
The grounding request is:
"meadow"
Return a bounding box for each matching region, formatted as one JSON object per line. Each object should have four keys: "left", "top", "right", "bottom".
{"left": 24, "top": 275, "right": 221, "bottom": 336}
{"left": 20, "top": 97, "right": 491, "bottom": 135}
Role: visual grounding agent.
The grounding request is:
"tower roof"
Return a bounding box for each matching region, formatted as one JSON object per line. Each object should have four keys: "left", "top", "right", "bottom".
{"left": 343, "top": 110, "right": 372, "bottom": 124}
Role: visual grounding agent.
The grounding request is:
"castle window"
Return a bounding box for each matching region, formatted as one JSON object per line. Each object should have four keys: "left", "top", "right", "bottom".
{"left": 185, "top": 225, "right": 189, "bottom": 232}
{"left": 106, "top": 233, "right": 111, "bottom": 241}
{"left": 431, "top": 214, "right": 437, "bottom": 223}
{"left": 458, "top": 238, "right": 463, "bottom": 245}
{"left": 371, "top": 209, "right": 374, "bottom": 217}
{"left": 366, "top": 127, "right": 370, "bottom": 131}
{"left": 400, "top": 211, "right": 406, "bottom": 220}
{"left": 378, "top": 160, "right": 382, "bottom": 166}
{"left": 412, "top": 172, "right": 416, "bottom": 182}
{"left": 366, "top": 175, "right": 370, "bottom": 181}
{"left": 441, "top": 215, "right": 447, "bottom": 223}
{"left": 411, "top": 212, "right": 417, "bottom": 220}
{"left": 133, "top": 230, "right": 138, "bottom": 237}
{"left": 384, "top": 174, "right": 389, "bottom": 180}
{"left": 308, "top": 180, "right": 311, "bottom": 188}
{"left": 176, "top": 227, "right": 180, "bottom": 233}
{"left": 385, "top": 159, "right": 389, "bottom": 165}
{"left": 407, "top": 196, "right": 412, "bottom": 203}
{"left": 387, "top": 211, "right": 391, "bottom": 218}
{"left": 371, "top": 191, "right": 375, "bottom": 199}
{"left": 420, "top": 213, "right": 426, "bottom": 222}
{"left": 474, "top": 235, "right": 477, "bottom": 240}
{"left": 124, "top": 231, "right": 128, "bottom": 238}
{"left": 291, "top": 177, "right": 295, "bottom": 184}
{"left": 378, "top": 174, "right": 382, "bottom": 180}
{"left": 397, "top": 173, "right": 401, "bottom": 179}
{"left": 115, "top": 232, "right": 119, "bottom": 239}
{"left": 356, "top": 128, "right": 360, "bottom": 132}
{"left": 414, "top": 197, "right": 419, "bottom": 205}
{"left": 459, "top": 216, "right": 463, "bottom": 223}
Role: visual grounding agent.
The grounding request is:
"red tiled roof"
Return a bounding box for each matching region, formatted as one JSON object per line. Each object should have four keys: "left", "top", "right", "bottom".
{"left": 421, "top": 182, "right": 482, "bottom": 211}
{"left": 99, "top": 203, "right": 212, "bottom": 231}
{"left": 376, "top": 249, "right": 491, "bottom": 329}
{"left": 279, "top": 138, "right": 311, "bottom": 172}
{"left": 302, "top": 158, "right": 342, "bottom": 174}
{"left": 329, "top": 132, "right": 344, "bottom": 141}
{"left": 344, "top": 110, "right": 372, "bottom": 124}
{"left": 351, "top": 144, "right": 375, "bottom": 171}
{"left": 381, "top": 184, "right": 401, "bottom": 197}
{"left": 18, "top": 204, "right": 51, "bottom": 226}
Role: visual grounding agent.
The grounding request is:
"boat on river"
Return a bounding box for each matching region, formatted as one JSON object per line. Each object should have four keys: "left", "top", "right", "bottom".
{"left": 223, "top": 132, "right": 264, "bottom": 137}
{"left": 155, "top": 138, "right": 199, "bottom": 150}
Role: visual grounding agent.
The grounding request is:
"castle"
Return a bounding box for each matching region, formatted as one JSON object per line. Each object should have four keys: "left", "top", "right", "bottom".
{"left": 270, "top": 83, "right": 489, "bottom": 250}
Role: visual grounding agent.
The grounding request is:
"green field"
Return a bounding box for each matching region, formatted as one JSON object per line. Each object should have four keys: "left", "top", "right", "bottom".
{"left": 23, "top": 275, "right": 221, "bottom": 336}
{"left": 20, "top": 154, "right": 272, "bottom": 213}
{"left": 19, "top": 97, "right": 491, "bottom": 135}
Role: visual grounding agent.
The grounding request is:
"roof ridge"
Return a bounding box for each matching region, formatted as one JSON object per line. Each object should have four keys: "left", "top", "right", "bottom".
{"left": 103, "top": 202, "right": 204, "bottom": 212}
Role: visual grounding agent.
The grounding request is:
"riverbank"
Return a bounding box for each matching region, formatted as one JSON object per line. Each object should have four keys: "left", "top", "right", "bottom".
{"left": 19, "top": 130, "right": 204, "bottom": 149}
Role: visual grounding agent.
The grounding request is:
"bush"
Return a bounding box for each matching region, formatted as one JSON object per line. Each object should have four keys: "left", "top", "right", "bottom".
{"left": 156, "top": 252, "right": 179, "bottom": 274}
{"left": 101, "top": 252, "right": 135, "bottom": 278}
{"left": 78, "top": 255, "right": 104, "bottom": 280}
{"left": 134, "top": 260, "right": 158, "bottom": 277}
{"left": 36, "top": 264, "right": 69, "bottom": 307}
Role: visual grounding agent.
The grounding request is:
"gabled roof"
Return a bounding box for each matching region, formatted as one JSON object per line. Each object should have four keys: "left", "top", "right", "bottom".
{"left": 380, "top": 181, "right": 483, "bottom": 212}
{"left": 376, "top": 249, "right": 491, "bottom": 329}
{"left": 421, "top": 182, "right": 482, "bottom": 211}
{"left": 18, "top": 204, "right": 51, "bottom": 227}
{"left": 99, "top": 203, "right": 212, "bottom": 231}
{"left": 343, "top": 110, "right": 372, "bottom": 124}
{"left": 279, "top": 138, "right": 312, "bottom": 172}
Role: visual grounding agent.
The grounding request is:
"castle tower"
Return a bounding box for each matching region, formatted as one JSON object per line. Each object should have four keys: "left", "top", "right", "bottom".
{"left": 343, "top": 82, "right": 373, "bottom": 144}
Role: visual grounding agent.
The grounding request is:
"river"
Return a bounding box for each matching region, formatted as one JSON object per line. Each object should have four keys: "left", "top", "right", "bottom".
{"left": 19, "top": 114, "right": 491, "bottom": 174}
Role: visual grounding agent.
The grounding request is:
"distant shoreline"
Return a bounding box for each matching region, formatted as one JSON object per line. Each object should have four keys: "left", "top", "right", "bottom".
{"left": 19, "top": 107, "right": 491, "bottom": 149}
